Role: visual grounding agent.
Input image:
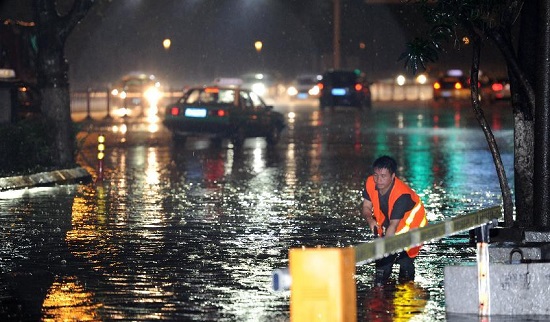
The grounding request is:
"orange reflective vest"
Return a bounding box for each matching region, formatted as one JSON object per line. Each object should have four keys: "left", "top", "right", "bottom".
{"left": 365, "top": 176, "right": 428, "bottom": 258}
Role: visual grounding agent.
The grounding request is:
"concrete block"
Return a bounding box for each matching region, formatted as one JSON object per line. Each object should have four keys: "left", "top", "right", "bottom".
{"left": 525, "top": 231, "right": 550, "bottom": 243}
{"left": 445, "top": 263, "right": 550, "bottom": 315}
{"left": 489, "top": 244, "right": 542, "bottom": 263}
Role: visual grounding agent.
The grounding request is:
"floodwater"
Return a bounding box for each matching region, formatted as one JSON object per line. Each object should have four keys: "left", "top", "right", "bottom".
{"left": 0, "top": 100, "right": 527, "bottom": 321}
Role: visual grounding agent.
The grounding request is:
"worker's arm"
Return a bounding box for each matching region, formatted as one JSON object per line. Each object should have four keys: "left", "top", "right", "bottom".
{"left": 362, "top": 199, "right": 378, "bottom": 233}
{"left": 385, "top": 218, "right": 400, "bottom": 237}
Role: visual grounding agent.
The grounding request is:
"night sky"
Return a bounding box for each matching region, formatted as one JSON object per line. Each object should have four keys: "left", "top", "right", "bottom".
{"left": 1, "top": 0, "right": 507, "bottom": 90}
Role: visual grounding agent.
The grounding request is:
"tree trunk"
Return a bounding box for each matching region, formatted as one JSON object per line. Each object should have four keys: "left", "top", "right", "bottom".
{"left": 469, "top": 36, "right": 514, "bottom": 226}
{"left": 513, "top": 0, "right": 539, "bottom": 227}
{"left": 534, "top": 0, "right": 550, "bottom": 228}
{"left": 32, "top": 0, "right": 95, "bottom": 167}
{"left": 36, "top": 43, "right": 74, "bottom": 167}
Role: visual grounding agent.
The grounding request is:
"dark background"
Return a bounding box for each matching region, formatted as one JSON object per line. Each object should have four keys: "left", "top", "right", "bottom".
{"left": 1, "top": 0, "right": 508, "bottom": 89}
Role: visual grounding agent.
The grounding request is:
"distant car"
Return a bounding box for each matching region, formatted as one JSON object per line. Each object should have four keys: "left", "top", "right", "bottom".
{"left": 432, "top": 76, "right": 471, "bottom": 101}
{"left": 240, "top": 72, "right": 280, "bottom": 100}
{"left": 286, "top": 74, "right": 322, "bottom": 100}
{"left": 487, "top": 78, "right": 511, "bottom": 101}
{"left": 318, "top": 70, "right": 372, "bottom": 109}
{"left": 163, "top": 86, "right": 285, "bottom": 146}
{"left": 110, "top": 73, "right": 162, "bottom": 116}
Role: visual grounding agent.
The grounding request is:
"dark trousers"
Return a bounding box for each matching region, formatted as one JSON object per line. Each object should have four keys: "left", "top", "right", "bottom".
{"left": 374, "top": 250, "right": 415, "bottom": 285}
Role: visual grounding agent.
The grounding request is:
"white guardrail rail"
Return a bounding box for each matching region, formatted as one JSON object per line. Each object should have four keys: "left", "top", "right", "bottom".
{"left": 354, "top": 205, "right": 502, "bottom": 264}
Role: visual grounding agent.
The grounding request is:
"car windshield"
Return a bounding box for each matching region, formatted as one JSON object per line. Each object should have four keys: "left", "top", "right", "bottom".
{"left": 182, "top": 88, "right": 235, "bottom": 105}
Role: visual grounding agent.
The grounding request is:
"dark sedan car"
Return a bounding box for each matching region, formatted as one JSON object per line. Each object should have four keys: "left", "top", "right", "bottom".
{"left": 318, "top": 70, "right": 372, "bottom": 109}
{"left": 163, "top": 86, "right": 285, "bottom": 146}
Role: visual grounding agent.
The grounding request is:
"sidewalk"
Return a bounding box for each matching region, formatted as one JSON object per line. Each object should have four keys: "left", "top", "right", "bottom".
{"left": 0, "top": 167, "right": 92, "bottom": 192}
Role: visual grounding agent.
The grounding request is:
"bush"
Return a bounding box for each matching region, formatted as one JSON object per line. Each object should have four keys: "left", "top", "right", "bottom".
{"left": 0, "top": 118, "right": 58, "bottom": 176}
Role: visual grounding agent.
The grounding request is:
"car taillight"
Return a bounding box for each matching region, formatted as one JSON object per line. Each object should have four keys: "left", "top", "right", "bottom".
{"left": 208, "top": 109, "right": 227, "bottom": 117}
{"left": 354, "top": 83, "right": 363, "bottom": 91}
{"left": 454, "top": 82, "right": 462, "bottom": 90}
{"left": 492, "top": 83, "right": 504, "bottom": 91}
{"left": 170, "top": 106, "right": 180, "bottom": 116}
{"left": 433, "top": 82, "right": 441, "bottom": 90}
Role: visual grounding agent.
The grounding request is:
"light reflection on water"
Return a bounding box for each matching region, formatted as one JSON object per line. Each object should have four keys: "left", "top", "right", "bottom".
{"left": 0, "top": 102, "right": 537, "bottom": 321}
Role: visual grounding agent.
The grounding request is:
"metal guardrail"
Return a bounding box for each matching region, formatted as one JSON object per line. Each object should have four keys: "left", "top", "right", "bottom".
{"left": 354, "top": 205, "right": 502, "bottom": 264}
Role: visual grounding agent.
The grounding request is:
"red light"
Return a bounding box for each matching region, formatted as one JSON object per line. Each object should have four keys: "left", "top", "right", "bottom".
{"left": 354, "top": 83, "right": 363, "bottom": 91}
{"left": 170, "top": 106, "right": 179, "bottom": 116}
{"left": 217, "top": 109, "right": 226, "bottom": 117}
{"left": 204, "top": 87, "right": 219, "bottom": 93}
{"left": 317, "top": 83, "right": 324, "bottom": 90}
{"left": 492, "top": 83, "right": 504, "bottom": 91}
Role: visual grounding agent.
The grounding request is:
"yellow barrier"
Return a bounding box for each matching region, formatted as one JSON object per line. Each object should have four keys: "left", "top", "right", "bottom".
{"left": 289, "top": 247, "right": 356, "bottom": 322}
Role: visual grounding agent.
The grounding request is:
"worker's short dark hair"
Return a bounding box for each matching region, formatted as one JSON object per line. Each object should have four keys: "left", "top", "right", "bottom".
{"left": 373, "top": 155, "right": 397, "bottom": 174}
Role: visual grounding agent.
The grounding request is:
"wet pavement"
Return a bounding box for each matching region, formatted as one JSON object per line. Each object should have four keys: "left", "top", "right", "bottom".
{"left": 0, "top": 99, "right": 521, "bottom": 321}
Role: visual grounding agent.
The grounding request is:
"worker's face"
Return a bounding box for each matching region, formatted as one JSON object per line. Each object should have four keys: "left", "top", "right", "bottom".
{"left": 373, "top": 167, "right": 395, "bottom": 193}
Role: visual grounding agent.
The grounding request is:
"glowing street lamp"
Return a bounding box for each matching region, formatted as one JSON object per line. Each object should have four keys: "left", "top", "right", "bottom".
{"left": 396, "top": 75, "right": 406, "bottom": 86}
{"left": 254, "top": 41, "right": 263, "bottom": 53}
{"left": 163, "top": 38, "right": 171, "bottom": 50}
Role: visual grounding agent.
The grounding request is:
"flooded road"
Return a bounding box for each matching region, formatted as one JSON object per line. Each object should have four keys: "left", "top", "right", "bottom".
{"left": 0, "top": 100, "right": 515, "bottom": 321}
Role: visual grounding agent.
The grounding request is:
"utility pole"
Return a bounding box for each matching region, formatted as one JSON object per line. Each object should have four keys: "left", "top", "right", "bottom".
{"left": 333, "top": 0, "right": 341, "bottom": 69}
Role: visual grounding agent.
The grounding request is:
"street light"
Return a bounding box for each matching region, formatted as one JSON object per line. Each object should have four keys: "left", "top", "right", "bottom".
{"left": 254, "top": 41, "right": 263, "bottom": 53}
{"left": 163, "top": 38, "right": 171, "bottom": 50}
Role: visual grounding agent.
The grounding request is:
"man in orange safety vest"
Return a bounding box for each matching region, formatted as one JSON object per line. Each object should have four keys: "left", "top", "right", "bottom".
{"left": 361, "top": 155, "right": 428, "bottom": 285}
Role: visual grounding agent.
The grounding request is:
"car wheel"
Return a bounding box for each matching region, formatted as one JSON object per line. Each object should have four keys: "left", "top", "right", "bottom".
{"left": 266, "top": 126, "right": 281, "bottom": 145}
{"left": 232, "top": 127, "right": 245, "bottom": 148}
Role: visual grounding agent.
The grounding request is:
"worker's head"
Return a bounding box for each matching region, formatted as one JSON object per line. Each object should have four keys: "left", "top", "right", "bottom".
{"left": 373, "top": 155, "right": 397, "bottom": 174}
{"left": 372, "top": 156, "right": 396, "bottom": 192}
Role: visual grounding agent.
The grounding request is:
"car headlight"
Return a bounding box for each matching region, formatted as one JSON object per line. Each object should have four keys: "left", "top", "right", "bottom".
{"left": 144, "top": 86, "right": 161, "bottom": 106}
{"left": 251, "top": 82, "right": 266, "bottom": 96}
{"left": 308, "top": 85, "right": 320, "bottom": 96}
{"left": 287, "top": 86, "right": 298, "bottom": 96}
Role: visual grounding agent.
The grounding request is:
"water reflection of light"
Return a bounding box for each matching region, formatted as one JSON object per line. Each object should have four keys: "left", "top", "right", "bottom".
{"left": 0, "top": 186, "right": 56, "bottom": 200}
{"left": 454, "top": 111, "right": 461, "bottom": 127}
{"left": 252, "top": 142, "right": 265, "bottom": 174}
{"left": 309, "top": 140, "right": 322, "bottom": 183}
{"left": 417, "top": 113, "right": 424, "bottom": 127}
{"left": 311, "top": 110, "right": 321, "bottom": 127}
{"left": 225, "top": 148, "right": 234, "bottom": 176}
{"left": 145, "top": 148, "right": 160, "bottom": 185}
{"left": 287, "top": 112, "right": 295, "bottom": 124}
{"left": 397, "top": 112, "right": 404, "bottom": 128}
{"left": 286, "top": 142, "right": 297, "bottom": 188}
{"left": 354, "top": 114, "right": 362, "bottom": 153}
{"left": 42, "top": 276, "right": 101, "bottom": 320}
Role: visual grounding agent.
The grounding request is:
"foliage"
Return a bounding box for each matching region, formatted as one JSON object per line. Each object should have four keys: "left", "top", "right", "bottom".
{"left": 400, "top": 0, "right": 522, "bottom": 74}
{"left": 0, "top": 118, "right": 79, "bottom": 176}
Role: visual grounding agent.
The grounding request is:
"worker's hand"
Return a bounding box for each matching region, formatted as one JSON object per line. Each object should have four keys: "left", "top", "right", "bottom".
{"left": 367, "top": 218, "right": 379, "bottom": 236}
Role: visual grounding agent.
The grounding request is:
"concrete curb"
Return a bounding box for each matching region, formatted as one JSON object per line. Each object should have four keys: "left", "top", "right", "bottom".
{"left": 0, "top": 167, "right": 92, "bottom": 192}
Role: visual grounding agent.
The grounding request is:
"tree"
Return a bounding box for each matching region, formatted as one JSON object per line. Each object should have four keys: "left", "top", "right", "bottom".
{"left": 400, "top": 0, "right": 550, "bottom": 229}
{"left": 33, "top": 0, "right": 95, "bottom": 167}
